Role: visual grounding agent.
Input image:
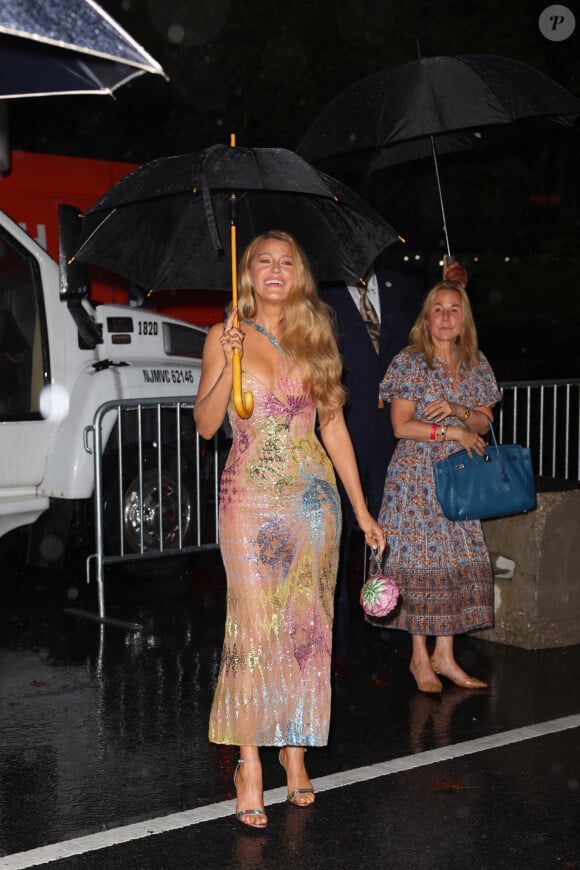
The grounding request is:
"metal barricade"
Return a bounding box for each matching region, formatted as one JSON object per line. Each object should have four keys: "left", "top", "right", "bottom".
{"left": 70, "top": 381, "right": 579, "bottom": 630}
{"left": 77, "top": 397, "right": 222, "bottom": 629}
{"left": 497, "top": 379, "right": 580, "bottom": 482}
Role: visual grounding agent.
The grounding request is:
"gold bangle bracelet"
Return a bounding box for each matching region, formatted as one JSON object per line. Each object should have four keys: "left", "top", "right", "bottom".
{"left": 459, "top": 406, "right": 471, "bottom": 422}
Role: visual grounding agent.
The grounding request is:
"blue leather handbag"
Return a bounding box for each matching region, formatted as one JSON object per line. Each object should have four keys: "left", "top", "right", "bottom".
{"left": 433, "top": 422, "right": 536, "bottom": 521}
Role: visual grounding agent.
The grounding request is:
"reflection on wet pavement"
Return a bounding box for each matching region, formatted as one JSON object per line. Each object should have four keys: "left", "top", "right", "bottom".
{"left": 0, "top": 546, "right": 226, "bottom": 855}
{"left": 1, "top": 540, "right": 579, "bottom": 865}
{"left": 406, "top": 686, "right": 487, "bottom": 753}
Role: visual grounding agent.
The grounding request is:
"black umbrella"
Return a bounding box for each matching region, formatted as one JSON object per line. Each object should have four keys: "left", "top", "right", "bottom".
{"left": 298, "top": 54, "right": 580, "bottom": 256}
{"left": 0, "top": 0, "right": 164, "bottom": 98}
{"left": 74, "top": 141, "right": 400, "bottom": 416}
{"left": 74, "top": 143, "right": 399, "bottom": 289}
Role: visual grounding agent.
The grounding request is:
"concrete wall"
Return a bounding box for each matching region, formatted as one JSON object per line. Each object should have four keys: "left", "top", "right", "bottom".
{"left": 475, "top": 488, "right": 580, "bottom": 650}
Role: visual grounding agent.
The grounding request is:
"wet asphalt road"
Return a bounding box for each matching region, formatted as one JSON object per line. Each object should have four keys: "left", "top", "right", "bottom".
{"left": 0, "top": 535, "right": 579, "bottom": 869}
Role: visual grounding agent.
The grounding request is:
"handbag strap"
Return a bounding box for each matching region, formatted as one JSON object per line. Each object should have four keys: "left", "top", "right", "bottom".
{"left": 367, "top": 546, "right": 387, "bottom": 579}
{"left": 487, "top": 420, "right": 509, "bottom": 482}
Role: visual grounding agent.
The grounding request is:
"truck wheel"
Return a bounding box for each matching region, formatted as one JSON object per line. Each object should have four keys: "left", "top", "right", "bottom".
{"left": 102, "top": 452, "right": 197, "bottom": 579}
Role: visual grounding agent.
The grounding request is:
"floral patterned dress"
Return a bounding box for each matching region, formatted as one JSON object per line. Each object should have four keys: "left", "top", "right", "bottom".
{"left": 375, "top": 350, "right": 502, "bottom": 636}
{"left": 209, "top": 322, "right": 341, "bottom": 746}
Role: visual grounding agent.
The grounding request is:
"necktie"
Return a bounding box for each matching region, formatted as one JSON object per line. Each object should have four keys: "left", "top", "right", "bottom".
{"left": 357, "top": 284, "right": 380, "bottom": 353}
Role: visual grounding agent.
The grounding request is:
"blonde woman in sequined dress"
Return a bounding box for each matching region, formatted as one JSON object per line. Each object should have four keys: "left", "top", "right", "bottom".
{"left": 194, "top": 231, "right": 384, "bottom": 828}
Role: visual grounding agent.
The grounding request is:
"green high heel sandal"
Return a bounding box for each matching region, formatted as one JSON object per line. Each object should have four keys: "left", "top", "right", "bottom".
{"left": 233, "top": 758, "right": 268, "bottom": 828}
{"left": 279, "top": 747, "right": 315, "bottom": 807}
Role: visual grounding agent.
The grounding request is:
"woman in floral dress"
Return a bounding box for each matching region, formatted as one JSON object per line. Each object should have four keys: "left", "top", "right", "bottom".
{"left": 375, "top": 281, "right": 501, "bottom": 694}
{"left": 194, "top": 230, "right": 384, "bottom": 828}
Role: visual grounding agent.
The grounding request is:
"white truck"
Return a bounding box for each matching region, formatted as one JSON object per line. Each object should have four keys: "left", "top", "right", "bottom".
{"left": 0, "top": 204, "right": 210, "bottom": 576}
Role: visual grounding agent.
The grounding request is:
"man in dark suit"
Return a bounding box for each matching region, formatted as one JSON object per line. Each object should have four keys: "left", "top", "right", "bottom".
{"left": 321, "top": 252, "right": 467, "bottom": 675}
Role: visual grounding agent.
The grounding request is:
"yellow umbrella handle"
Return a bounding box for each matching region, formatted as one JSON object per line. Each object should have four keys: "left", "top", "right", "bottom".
{"left": 231, "top": 348, "right": 253, "bottom": 418}
{"left": 230, "top": 201, "right": 253, "bottom": 418}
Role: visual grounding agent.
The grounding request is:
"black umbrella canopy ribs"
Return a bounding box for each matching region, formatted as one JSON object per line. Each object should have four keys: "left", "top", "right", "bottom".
{"left": 74, "top": 144, "right": 401, "bottom": 292}
{"left": 298, "top": 54, "right": 580, "bottom": 256}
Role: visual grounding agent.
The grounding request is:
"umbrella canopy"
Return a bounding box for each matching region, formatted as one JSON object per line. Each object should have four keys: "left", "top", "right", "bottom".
{"left": 297, "top": 54, "right": 580, "bottom": 255}
{"left": 74, "top": 143, "right": 400, "bottom": 291}
{"left": 0, "top": 0, "right": 164, "bottom": 98}
{"left": 74, "top": 142, "right": 400, "bottom": 418}
{"left": 298, "top": 54, "right": 580, "bottom": 165}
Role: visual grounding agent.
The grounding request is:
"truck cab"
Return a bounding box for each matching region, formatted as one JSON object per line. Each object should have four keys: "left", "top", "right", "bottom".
{"left": 0, "top": 205, "right": 209, "bottom": 571}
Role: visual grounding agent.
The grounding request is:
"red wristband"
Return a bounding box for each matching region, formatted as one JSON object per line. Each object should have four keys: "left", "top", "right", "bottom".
{"left": 429, "top": 424, "right": 437, "bottom": 441}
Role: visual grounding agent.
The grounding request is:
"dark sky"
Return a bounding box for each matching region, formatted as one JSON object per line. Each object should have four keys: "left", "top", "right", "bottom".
{"left": 8, "top": 0, "right": 579, "bottom": 246}
{"left": 5, "top": 0, "right": 580, "bottom": 378}
{"left": 8, "top": 0, "right": 579, "bottom": 163}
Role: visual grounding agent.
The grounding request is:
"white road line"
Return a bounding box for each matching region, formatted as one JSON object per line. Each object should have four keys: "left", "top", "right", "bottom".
{"left": 2, "top": 713, "right": 579, "bottom": 870}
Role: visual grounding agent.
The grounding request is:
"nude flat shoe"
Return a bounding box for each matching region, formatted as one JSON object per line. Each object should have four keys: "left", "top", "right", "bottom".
{"left": 410, "top": 661, "right": 443, "bottom": 694}
{"left": 430, "top": 658, "right": 488, "bottom": 690}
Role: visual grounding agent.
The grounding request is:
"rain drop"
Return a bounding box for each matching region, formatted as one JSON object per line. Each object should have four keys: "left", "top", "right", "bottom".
{"left": 39, "top": 384, "right": 70, "bottom": 422}
{"left": 39, "top": 534, "right": 64, "bottom": 562}
{"left": 168, "top": 24, "right": 185, "bottom": 43}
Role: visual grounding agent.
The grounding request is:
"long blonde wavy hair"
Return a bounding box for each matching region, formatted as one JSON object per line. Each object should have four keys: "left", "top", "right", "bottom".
{"left": 408, "top": 281, "right": 480, "bottom": 370}
{"left": 236, "top": 230, "right": 346, "bottom": 422}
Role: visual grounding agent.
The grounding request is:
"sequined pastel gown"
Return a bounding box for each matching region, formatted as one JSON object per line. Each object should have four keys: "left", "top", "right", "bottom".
{"left": 209, "top": 322, "right": 342, "bottom": 747}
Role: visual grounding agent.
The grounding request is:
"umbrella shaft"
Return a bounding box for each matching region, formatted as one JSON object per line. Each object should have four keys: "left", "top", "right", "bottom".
{"left": 230, "top": 219, "right": 239, "bottom": 322}
{"left": 430, "top": 135, "right": 452, "bottom": 258}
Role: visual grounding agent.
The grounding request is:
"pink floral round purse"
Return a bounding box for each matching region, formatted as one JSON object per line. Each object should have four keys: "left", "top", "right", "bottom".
{"left": 360, "top": 548, "right": 399, "bottom": 618}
